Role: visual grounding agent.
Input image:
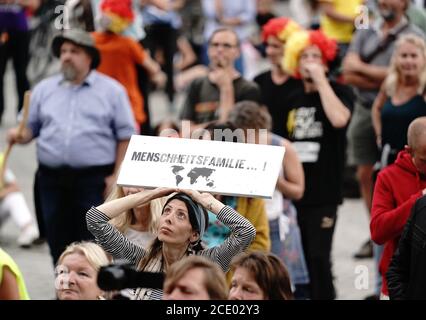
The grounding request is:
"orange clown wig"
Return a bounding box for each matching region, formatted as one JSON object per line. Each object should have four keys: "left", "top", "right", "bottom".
{"left": 261, "top": 17, "right": 301, "bottom": 44}
{"left": 100, "top": 0, "right": 134, "bottom": 34}
{"left": 283, "top": 29, "right": 338, "bottom": 77}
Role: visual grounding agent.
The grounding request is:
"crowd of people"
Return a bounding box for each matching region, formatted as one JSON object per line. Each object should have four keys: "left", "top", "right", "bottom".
{"left": 1, "top": 0, "right": 426, "bottom": 301}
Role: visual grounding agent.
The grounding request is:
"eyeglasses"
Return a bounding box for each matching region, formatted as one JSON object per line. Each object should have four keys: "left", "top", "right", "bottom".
{"left": 209, "top": 42, "right": 237, "bottom": 49}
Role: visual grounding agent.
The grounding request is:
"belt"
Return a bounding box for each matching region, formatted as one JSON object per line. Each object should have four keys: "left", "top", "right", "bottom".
{"left": 38, "top": 163, "right": 114, "bottom": 176}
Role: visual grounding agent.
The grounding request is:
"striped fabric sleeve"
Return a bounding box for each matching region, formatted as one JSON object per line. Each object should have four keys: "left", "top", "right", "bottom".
{"left": 86, "top": 207, "right": 146, "bottom": 267}
{"left": 200, "top": 206, "right": 256, "bottom": 272}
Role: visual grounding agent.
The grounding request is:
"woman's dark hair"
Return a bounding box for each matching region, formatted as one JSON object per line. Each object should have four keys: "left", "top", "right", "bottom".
{"left": 228, "top": 101, "right": 272, "bottom": 131}
{"left": 137, "top": 193, "right": 209, "bottom": 270}
{"left": 163, "top": 193, "right": 209, "bottom": 239}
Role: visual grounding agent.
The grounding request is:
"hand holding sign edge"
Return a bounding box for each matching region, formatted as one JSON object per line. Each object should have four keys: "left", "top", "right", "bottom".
{"left": 177, "top": 189, "right": 225, "bottom": 215}
{"left": 147, "top": 187, "right": 179, "bottom": 202}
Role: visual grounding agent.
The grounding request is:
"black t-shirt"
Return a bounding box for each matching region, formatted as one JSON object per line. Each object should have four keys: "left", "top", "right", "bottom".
{"left": 180, "top": 76, "right": 261, "bottom": 124}
{"left": 254, "top": 71, "right": 304, "bottom": 137}
{"left": 278, "top": 80, "right": 354, "bottom": 206}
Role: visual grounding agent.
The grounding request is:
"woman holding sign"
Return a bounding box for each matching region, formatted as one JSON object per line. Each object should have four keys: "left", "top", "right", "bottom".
{"left": 86, "top": 188, "right": 255, "bottom": 300}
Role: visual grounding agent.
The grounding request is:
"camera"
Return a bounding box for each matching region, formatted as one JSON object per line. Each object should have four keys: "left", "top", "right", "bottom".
{"left": 97, "top": 261, "right": 164, "bottom": 291}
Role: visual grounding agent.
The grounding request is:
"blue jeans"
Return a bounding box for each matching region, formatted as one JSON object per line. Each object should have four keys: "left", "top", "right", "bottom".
{"left": 373, "top": 243, "right": 384, "bottom": 295}
{"left": 269, "top": 202, "right": 310, "bottom": 288}
{"left": 37, "top": 164, "right": 113, "bottom": 264}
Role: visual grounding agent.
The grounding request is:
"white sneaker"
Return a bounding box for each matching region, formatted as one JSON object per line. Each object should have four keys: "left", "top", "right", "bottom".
{"left": 17, "top": 224, "right": 39, "bottom": 248}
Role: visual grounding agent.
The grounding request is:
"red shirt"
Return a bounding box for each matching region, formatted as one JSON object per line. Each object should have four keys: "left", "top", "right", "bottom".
{"left": 371, "top": 150, "right": 426, "bottom": 295}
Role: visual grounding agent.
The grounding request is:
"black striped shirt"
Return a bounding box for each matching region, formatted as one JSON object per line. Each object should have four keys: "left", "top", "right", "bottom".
{"left": 86, "top": 205, "right": 256, "bottom": 299}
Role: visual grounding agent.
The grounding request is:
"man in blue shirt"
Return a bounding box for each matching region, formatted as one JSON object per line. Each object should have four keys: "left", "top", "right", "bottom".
{"left": 8, "top": 29, "right": 136, "bottom": 264}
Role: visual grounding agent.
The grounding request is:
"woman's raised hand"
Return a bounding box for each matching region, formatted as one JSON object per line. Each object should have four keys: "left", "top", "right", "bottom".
{"left": 147, "top": 187, "right": 178, "bottom": 200}
{"left": 178, "top": 189, "right": 225, "bottom": 214}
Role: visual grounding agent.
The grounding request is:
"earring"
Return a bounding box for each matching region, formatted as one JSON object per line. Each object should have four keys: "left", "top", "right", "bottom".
{"left": 187, "top": 244, "right": 194, "bottom": 255}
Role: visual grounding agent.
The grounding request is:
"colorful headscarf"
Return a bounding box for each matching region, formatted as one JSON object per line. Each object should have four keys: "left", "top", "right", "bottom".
{"left": 283, "top": 29, "right": 338, "bottom": 78}
{"left": 261, "top": 17, "right": 301, "bottom": 44}
{"left": 100, "top": 0, "right": 134, "bottom": 34}
{"left": 163, "top": 193, "right": 208, "bottom": 241}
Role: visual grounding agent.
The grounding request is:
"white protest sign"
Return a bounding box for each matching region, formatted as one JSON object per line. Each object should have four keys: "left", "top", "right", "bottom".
{"left": 117, "top": 135, "right": 285, "bottom": 198}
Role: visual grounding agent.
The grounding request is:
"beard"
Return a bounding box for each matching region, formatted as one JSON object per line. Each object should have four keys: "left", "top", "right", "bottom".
{"left": 61, "top": 63, "right": 78, "bottom": 82}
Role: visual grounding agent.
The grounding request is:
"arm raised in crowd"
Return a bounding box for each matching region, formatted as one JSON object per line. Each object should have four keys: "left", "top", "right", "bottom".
{"left": 208, "top": 67, "right": 236, "bottom": 124}
{"left": 97, "top": 188, "right": 176, "bottom": 218}
{"left": 87, "top": 188, "right": 176, "bottom": 265}
{"left": 179, "top": 189, "right": 256, "bottom": 273}
{"left": 306, "top": 63, "right": 351, "bottom": 128}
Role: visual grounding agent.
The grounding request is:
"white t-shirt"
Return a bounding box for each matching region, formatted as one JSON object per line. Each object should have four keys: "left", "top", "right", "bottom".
{"left": 124, "top": 228, "right": 155, "bottom": 248}
{"left": 120, "top": 228, "right": 156, "bottom": 299}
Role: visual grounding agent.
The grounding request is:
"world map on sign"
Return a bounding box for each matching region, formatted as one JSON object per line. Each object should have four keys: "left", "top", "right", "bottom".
{"left": 171, "top": 166, "right": 216, "bottom": 187}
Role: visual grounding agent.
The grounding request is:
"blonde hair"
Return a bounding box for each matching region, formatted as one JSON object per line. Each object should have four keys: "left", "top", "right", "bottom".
{"left": 164, "top": 256, "right": 228, "bottom": 300}
{"left": 283, "top": 30, "right": 310, "bottom": 76}
{"left": 283, "top": 29, "right": 337, "bottom": 77}
{"left": 385, "top": 34, "right": 426, "bottom": 97}
{"left": 108, "top": 186, "right": 168, "bottom": 234}
{"left": 57, "top": 241, "right": 110, "bottom": 271}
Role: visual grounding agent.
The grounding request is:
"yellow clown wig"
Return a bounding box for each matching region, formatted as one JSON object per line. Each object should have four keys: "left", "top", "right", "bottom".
{"left": 283, "top": 29, "right": 338, "bottom": 78}
{"left": 100, "top": 0, "right": 134, "bottom": 34}
{"left": 261, "top": 17, "right": 301, "bottom": 44}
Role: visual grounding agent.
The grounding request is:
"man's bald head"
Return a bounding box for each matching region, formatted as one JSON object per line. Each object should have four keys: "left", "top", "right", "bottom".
{"left": 407, "top": 117, "right": 426, "bottom": 151}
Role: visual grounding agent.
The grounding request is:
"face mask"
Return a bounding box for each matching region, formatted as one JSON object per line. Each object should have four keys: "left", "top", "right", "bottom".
{"left": 380, "top": 9, "right": 396, "bottom": 22}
